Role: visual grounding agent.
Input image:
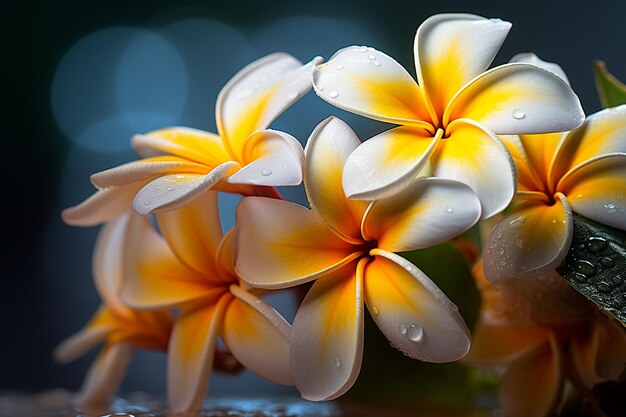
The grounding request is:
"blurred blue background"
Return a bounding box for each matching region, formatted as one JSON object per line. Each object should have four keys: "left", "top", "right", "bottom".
{"left": 3, "top": 0, "right": 626, "bottom": 399}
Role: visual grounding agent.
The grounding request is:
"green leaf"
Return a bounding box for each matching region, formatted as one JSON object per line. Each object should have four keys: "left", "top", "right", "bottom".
{"left": 594, "top": 61, "right": 626, "bottom": 108}
{"left": 557, "top": 213, "right": 626, "bottom": 325}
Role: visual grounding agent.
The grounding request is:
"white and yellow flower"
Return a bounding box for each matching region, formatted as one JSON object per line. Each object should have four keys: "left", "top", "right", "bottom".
{"left": 312, "top": 14, "right": 584, "bottom": 219}
{"left": 62, "top": 53, "right": 322, "bottom": 226}
{"left": 483, "top": 100, "right": 626, "bottom": 282}
{"left": 54, "top": 214, "right": 173, "bottom": 408}
{"left": 235, "top": 117, "right": 481, "bottom": 401}
{"left": 467, "top": 260, "right": 626, "bottom": 417}
{"left": 119, "top": 191, "right": 293, "bottom": 414}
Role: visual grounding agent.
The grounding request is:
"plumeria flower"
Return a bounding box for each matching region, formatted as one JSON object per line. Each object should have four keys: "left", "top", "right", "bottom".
{"left": 235, "top": 117, "right": 481, "bottom": 400}
{"left": 467, "top": 260, "right": 626, "bottom": 417}
{"left": 312, "top": 13, "right": 585, "bottom": 219}
{"left": 120, "top": 191, "right": 293, "bottom": 413}
{"left": 62, "top": 53, "right": 322, "bottom": 226}
{"left": 483, "top": 100, "right": 626, "bottom": 282}
{"left": 54, "top": 213, "right": 173, "bottom": 407}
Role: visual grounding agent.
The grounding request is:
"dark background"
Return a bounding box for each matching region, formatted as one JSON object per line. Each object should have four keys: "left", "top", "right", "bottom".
{"left": 3, "top": 0, "right": 626, "bottom": 398}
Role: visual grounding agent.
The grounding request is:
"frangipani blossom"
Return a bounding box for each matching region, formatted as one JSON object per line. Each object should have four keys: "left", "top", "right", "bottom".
{"left": 467, "top": 260, "right": 626, "bottom": 417}
{"left": 54, "top": 214, "right": 173, "bottom": 407}
{"left": 62, "top": 53, "right": 321, "bottom": 226}
{"left": 484, "top": 103, "right": 626, "bottom": 282}
{"left": 235, "top": 117, "right": 480, "bottom": 401}
{"left": 312, "top": 13, "right": 585, "bottom": 219}
{"left": 120, "top": 191, "right": 293, "bottom": 413}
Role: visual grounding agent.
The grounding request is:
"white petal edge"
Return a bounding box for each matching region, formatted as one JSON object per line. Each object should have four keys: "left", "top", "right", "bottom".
{"left": 132, "top": 161, "right": 238, "bottom": 215}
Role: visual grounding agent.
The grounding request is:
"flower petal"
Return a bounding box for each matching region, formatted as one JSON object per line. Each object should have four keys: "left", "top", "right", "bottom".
{"left": 226, "top": 129, "right": 304, "bottom": 186}
{"left": 121, "top": 215, "right": 218, "bottom": 309}
{"left": 90, "top": 156, "right": 210, "bottom": 188}
{"left": 291, "top": 260, "right": 364, "bottom": 401}
{"left": 61, "top": 183, "right": 145, "bottom": 227}
{"left": 500, "top": 335, "right": 562, "bottom": 417}
{"left": 53, "top": 307, "right": 114, "bottom": 364}
{"left": 222, "top": 285, "right": 293, "bottom": 385}
{"left": 235, "top": 197, "right": 355, "bottom": 289}
{"left": 499, "top": 135, "right": 548, "bottom": 193}
{"left": 304, "top": 117, "right": 369, "bottom": 241}
{"left": 92, "top": 214, "right": 133, "bottom": 316}
{"left": 216, "top": 53, "right": 322, "bottom": 159}
{"left": 132, "top": 161, "right": 239, "bottom": 215}
{"left": 432, "top": 119, "right": 516, "bottom": 219}
{"left": 364, "top": 250, "right": 471, "bottom": 362}
{"left": 512, "top": 132, "right": 566, "bottom": 193}
{"left": 363, "top": 177, "right": 481, "bottom": 252}
{"left": 552, "top": 105, "right": 626, "bottom": 178}
{"left": 466, "top": 322, "right": 550, "bottom": 366}
{"left": 558, "top": 154, "right": 626, "bottom": 230}
{"left": 509, "top": 53, "right": 570, "bottom": 85}
{"left": 415, "top": 14, "right": 512, "bottom": 117}
{"left": 155, "top": 191, "right": 223, "bottom": 277}
{"left": 132, "top": 127, "right": 231, "bottom": 165}
{"left": 74, "top": 342, "right": 133, "bottom": 408}
{"left": 593, "top": 318, "right": 626, "bottom": 380}
{"left": 342, "top": 126, "right": 441, "bottom": 200}
{"left": 444, "top": 63, "right": 584, "bottom": 134}
{"left": 483, "top": 193, "right": 573, "bottom": 283}
{"left": 168, "top": 295, "right": 231, "bottom": 413}
{"left": 313, "top": 46, "right": 433, "bottom": 127}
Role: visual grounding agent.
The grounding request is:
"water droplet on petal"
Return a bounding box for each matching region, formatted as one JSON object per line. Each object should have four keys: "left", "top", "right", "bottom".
{"left": 497, "top": 248, "right": 505, "bottom": 255}
{"left": 407, "top": 324, "right": 423, "bottom": 342}
{"left": 500, "top": 260, "right": 507, "bottom": 266}
{"left": 336, "top": 64, "right": 345, "bottom": 70}
{"left": 509, "top": 215, "right": 525, "bottom": 225}
{"left": 144, "top": 201, "right": 151, "bottom": 206}
{"left": 604, "top": 203, "right": 619, "bottom": 214}
{"left": 512, "top": 109, "right": 525, "bottom": 119}
{"left": 261, "top": 169, "right": 272, "bottom": 176}
{"left": 328, "top": 91, "right": 339, "bottom": 98}
{"left": 358, "top": 46, "right": 368, "bottom": 52}
{"left": 372, "top": 306, "right": 380, "bottom": 315}
{"left": 444, "top": 206, "right": 454, "bottom": 213}
{"left": 335, "top": 357, "right": 342, "bottom": 367}
{"left": 373, "top": 61, "right": 381, "bottom": 66}
{"left": 399, "top": 324, "right": 407, "bottom": 335}
{"left": 587, "top": 237, "right": 608, "bottom": 253}
{"left": 368, "top": 54, "right": 376, "bottom": 60}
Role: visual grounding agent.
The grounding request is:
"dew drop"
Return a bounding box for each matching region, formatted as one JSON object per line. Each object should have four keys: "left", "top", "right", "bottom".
{"left": 368, "top": 54, "right": 376, "bottom": 60}
{"left": 144, "top": 201, "right": 151, "bottom": 206}
{"left": 335, "top": 357, "right": 342, "bottom": 367}
{"left": 405, "top": 264, "right": 413, "bottom": 272}
{"left": 573, "top": 272, "right": 587, "bottom": 282}
{"left": 336, "top": 64, "right": 345, "bottom": 70}
{"left": 372, "top": 306, "right": 380, "bottom": 315}
{"left": 512, "top": 109, "right": 526, "bottom": 119}
{"left": 444, "top": 206, "right": 454, "bottom": 213}
{"left": 497, "top": 247, "right": 505, "bottom": 255}
{"left": 399, "top": 324, "right": 407, "bottom": 335}
{"left": 261, "top": 169, "right": 272, "bottom": 176}
{"left": 515, "top": 238, "right": 524, "bottom": 248}
{"left": 604, "top": 203, "right": 619, "bottom": 214}
{"left": 601, "top": 257, "right": 615, "bottom": 267}
{"left": 331, "top": 139, "right": 336, "bottom": 145}
{"left": 500, "top": 260, "right": 507, "bottom": 266}
{"left": 598, "top": 282, "right": 612, "bottom": 293}
{"left": 509, "top": 215, "right": 525, "bottom": 225}
{"left": 612, "top": 275, "right": 624, "bottom": 286}
{"left": 574, "top": 260, "right": 596, "bottom": 276}
{"left": 328, "top": 91, "right": 339, "bottom": 98}
{"left": 407, "top": 324, "right": 423, "bottom": 342}
{"left": 551, "top": 219, "right": 557, "bottom": 224}
{"left": 373, "top": 61, "right": 381, "bottom": 66}
{"left": 587, "top": 237, "right": 608, "bottom": 253}
{"left": 358, "top": 46, "right": 368, "bottom": 52}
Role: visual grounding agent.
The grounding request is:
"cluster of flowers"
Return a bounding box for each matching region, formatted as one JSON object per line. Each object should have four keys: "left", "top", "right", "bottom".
{"left": 55, "top": 13, "right": 626, "bottom": 417}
